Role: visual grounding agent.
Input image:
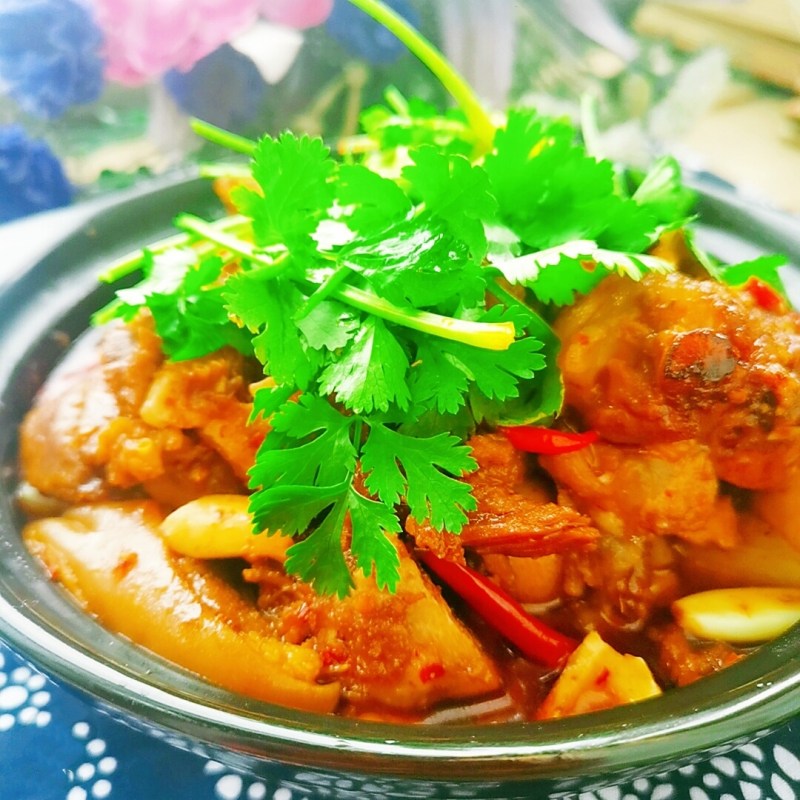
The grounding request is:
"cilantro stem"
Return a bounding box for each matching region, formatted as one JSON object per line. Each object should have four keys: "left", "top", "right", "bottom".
{"left": 98, "top": 215, "right": 250, "bottom": 283}
{"left": 199, "top": 162, "right": 252, "bottom": 180}
{"left": 190, "top": 118, "right": 257, "bottom": 155}
{"left": 164, "top": 215, "right": 513, "bottom": 351}
{"left": 346, "top": 0, "right": 495, "bottom": 153}
{"left": 174, "top": 214, "right": 291, "bottom": 276}
{"left": 333, "top": 284, "right": 515, "bottom": 351}
{"left": 295, "top": 265, "right": 354, "bottom": 320}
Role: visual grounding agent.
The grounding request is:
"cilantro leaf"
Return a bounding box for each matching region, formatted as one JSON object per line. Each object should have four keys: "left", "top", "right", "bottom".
{"left": 358, "top": 90, "right": 475, "bottom": 156}
{"left": 250, "top": 384, "right": 295, "bottom": 422}
{"left": 251, "top": 481, "right": 350, "bottom": 543}
{"left": 109, "top": 248, "right": 249, "bottom": 360}
{"left": 336, "top": 163, "right": 412, "bottom": 235}
{"left": 458, "top": 335, "right": 546, "bottom": 401}
{"left": 362, "top": 423, "right": 477, "bottom": 532}
{"left": 402, "top": 146, "right": 497, "bottom": 262}
{"left": 347, "top": 487, "right": 402, "bottom": 592}
{"left": 485, "top": 221, "right": 522, "bottom": 264}
{"left": 484, "top": 109, "right": 572, "bottom": 217}
{"left": 485, "top": 109, "right": 657, "bottom": 252}
{"left": 295, "top": 299, "right": 360, "bottom": 351}
{"left": 284, "top": 496, "right": 353, "bottom": 597}
{"left": 408, "top": 340, "right": 471, "bottom": 415}
{"left": 318, "top": 317, "right": 411, "bottom": 414}
{"left": 521, "top": 255, "right": 607, "bottom": 306}
{"left": 471, "top": 328, "right": 564, "bottom": 426}
{"left": 249, "top": 395, "right": 404, "bottom": 596}
{"left": 224, "top": 273, "right": 319, "bottom": 388}
{"left": 718, "top": 254, "right": 790, "bottom": 296}
{"left": 496, "top": 241, "right": 674, "bottom": 306}
{"left": 234, "top": 133, "right": 335, "bottom": 254}
{"left": 340, "top": 218, "right": 484, "bottom": 311}
{"left": 632, "top": 155, "right": 697, "bottom": 225}
{"left": 248, "top": 395, "right": 357, "bottom": 513}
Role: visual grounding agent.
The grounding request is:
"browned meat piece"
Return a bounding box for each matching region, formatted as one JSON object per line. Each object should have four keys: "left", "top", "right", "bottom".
{"left": 458, "top": 503, "right": 600, "bottom": 558}
{"left": 245, "top": 542, "right": 501, "bottom": 713}
{"left": 561, "top": 533, "right": 682, "bottom": 631}
{"left": 139, "top": 349, "right": 269, "bottom": 484}
{"left": 19, "top": 317, "right": 163, "bottom": 502}
{"left": 481, "top": 553, "right": 564, "bottom": 605}
{"left": 19, "top": 315, "right": 266, "bottom": 507}
{"left": 407, "top": 433, "right": 598, "bottom": 559}
{"left": 540, "top": 439, "right": 738, "bottom": 547}
{"left": 650, "top": 623, "right": 742, "bottom": 687}
{"left": 555, "top": 272, "right": 800, "bottom": 489}
{"left": 679, "top": 512, "right": 800, "bottom": 591}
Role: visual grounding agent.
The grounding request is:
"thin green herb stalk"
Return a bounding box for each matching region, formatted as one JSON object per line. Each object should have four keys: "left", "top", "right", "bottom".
{"left": 199, "top": 162, "right": 253, "bottom": 180}
{"left": 579, "top": 94, "right": 602, "bottom": 159}
{"left": 190, "top": 118, "right": 257, "bottom": 155}
{"left": 179, "top": 216, "right": 514, "bottom": 349}
{"left": 334, "top": 284, "right": 515, "bottom": 351}
{"left": 98, "top": 215, "right": 250, "bottom": 283}
{"left": 346, "top": 0, "right": 495, "bottom": 153}
{"left": 295, "top": 264, "right": 355, "bottom": 320}
{"left": 174, "top": 214, "right": 291, "bottom": 276}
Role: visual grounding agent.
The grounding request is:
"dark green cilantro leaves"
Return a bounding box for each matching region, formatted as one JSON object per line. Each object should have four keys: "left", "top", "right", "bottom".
{"left": 318, "top": 317, "right": 411, "bottom": 414}
{"left": 336, "top": 164, "right": 412, "bottom": 235}
{"left": 361, "top": 424, "right": 477, "bottom": 532}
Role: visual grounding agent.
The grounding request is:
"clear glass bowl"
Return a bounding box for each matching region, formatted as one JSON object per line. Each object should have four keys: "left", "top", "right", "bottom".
{"left": 1, "top": 174, "right": 800, "bottom": 799}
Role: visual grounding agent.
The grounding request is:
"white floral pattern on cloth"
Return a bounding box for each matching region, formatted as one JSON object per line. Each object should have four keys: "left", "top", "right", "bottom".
{"left": 1, "top": 640, "right": 798, "bottom": 800}
{"left": 0, "top": 650, "right": 53, "bottom": 731}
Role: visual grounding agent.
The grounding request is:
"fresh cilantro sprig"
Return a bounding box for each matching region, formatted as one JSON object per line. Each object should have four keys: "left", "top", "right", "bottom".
{"left": 345, "top": 0, "right": 496, "bottom": 153}
{"left": 94, "top": 0, "right": 789, "bottom": 597}
{"left": 94, "top": 105, "right": 675, "bottom": 598}
{"left": 93, "top": 246, "right": 252, "bottom": 360}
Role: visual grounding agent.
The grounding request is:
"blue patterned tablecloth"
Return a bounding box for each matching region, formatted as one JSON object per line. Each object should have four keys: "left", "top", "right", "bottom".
{"left": 1, "top": 638, "right": 799, "bottom": 800}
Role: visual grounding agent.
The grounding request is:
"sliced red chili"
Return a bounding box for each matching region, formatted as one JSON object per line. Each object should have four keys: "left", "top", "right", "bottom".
{"left": 745, "top": 277, "right": 785, "bottom": 314}
{"left": 498, "top": 425, "right": 598, "bottom": 455}
{"left": 418, "top": 551, "right": 577, "bottom": 669}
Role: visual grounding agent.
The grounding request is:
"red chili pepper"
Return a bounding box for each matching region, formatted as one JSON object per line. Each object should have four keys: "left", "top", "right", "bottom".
{"left": 498, "top": 425, "right": 599, "bottom": 455}
{"left": 418, "top": 551, "right": 577, "bottom": 669}
{"left": 745, "top": 277, "right": 785, "bottom": 314}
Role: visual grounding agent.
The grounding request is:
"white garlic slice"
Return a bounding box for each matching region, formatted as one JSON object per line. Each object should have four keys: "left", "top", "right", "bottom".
{"left": 672, "top": 587, "right": 800, "bottom": 644}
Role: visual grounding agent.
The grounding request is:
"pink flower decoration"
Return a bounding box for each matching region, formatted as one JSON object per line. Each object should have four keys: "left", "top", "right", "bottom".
{"left": 260, "top": 0, "right": 333, "bottom": 29}
{"left": 91, "top": 0, "right": 260, "bottom": 85}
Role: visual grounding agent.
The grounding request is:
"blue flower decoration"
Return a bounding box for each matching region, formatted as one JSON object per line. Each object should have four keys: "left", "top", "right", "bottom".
{"left": 0, "top": 0, "right": 105, "bottom": 119}
{"left": 164, "top": 44, "right": 268, "bottom": 133}
{"left": 325, "top": 0, "right": 419, "bottom": 65}
{"left": 0, "top": 125, "right": 74, "bottom": 222}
